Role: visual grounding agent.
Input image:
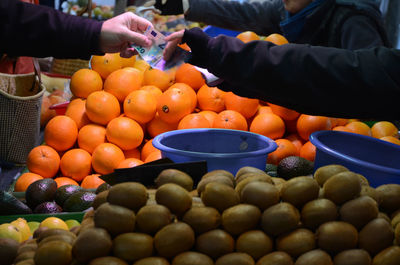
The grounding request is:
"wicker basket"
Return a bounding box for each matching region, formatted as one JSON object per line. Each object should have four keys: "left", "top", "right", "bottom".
{"left": 51, "top": 58, "right": 90, "bottom": 77}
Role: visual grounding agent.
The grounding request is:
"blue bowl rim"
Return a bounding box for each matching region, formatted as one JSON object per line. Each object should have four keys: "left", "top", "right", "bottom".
{"left": 153, "top": 128, "right": 278, "bottom": 159}
{"left": 310, "top": 130, "right": 400, "bottom": 174}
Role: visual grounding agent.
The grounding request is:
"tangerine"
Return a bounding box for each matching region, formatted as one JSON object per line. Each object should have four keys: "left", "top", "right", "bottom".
{"left": 106, "top": 117, "right": 144, "bottom": 150}
{"left": 299, "top": 141, "right": 316, "bottom": 162}
{"left": 264, "top": 33, "right": 289, "bottom": 45}
{"left": 285, "top": 133, "right": 304, "bottom": 156}
{"left": 143, "top": 67, "right": 173, "bottom": 91}
{"left": 14, "top": 173, "right": 43, "bottom": 192}
{"left": 267, "top": 138, "right": 297, "bottom": 165}
{"left": 120, "top": 54, "right": 137, "bottom": 68}
{"left": 44, "top": 115, "right": 78, "bottom": 152}
{"left": 91, "top": 53, "right": 122, "bottom": 79}
{"left": 175, "top": 63, "right": 205, "bottom": 91}
{"left": 140, "top": 85, "right": 163, "bottom": 101}
{"left": 168, "top": 83, "right": 197, "bottom": 112}
{"left": 213, "top": 110, "right": 248, "bottom": 131}
{"left": 146, "top": 113, "right": 178, "bottom": 138}
{"left": 224, "top": 92, "right": 259, "bottom": 119}
{"left": 60, "top": 148, "right": 92, "bottom": 181}
{"left": 27, "top": 145, "right": 60, "bottom": 178}
{"left": 236, "top": 31, "right": 260, "bottom": 43}
{"left": 198, "top": 110, "right": 219, "bottom": 126}
{"left": 54, "top": 177, "right": 79, "bottom": 188}
{"left": 380, "top": 136, "right": 400, "bottom": 145}
{"left": 268, "top": 103, "right": 300, "bottom": 121}
{"left": 250, "top": 113, "right": 285, "bottom": 140}
{"left": 70, "top": 68, "right": 103, "bottom": 98}
{"left": 296, "top": 114, "right": 332, "bottom": 140}
{"left": 144, "top": 150, "right": 162, "bottom": 163}
{"left": 133, "top": 59, "right": 150, "bottom": 73}
{"left": 371, "top": 121, "right": 398, "bottom": 138}
{"left": 157, "top": 87, "right": 193, "bottom": 124}
{"left": 80, "top": 174, "right": 105, "bottom": 189}
{"left": 178, "top": 113, "right": 211, "bottom": 130}
{"left": 197, "top": 85, "right": 225, "bottom": 113}
{"left": 103, "top": 68, "right": 143, "bottom": 102}
{"left": 123, "top": 90, "right": 157, "bottom": 124}
{"left": 77, "top": 123, "right": 107, "bottom": 154}
{"left": 85, "top": 91, "right": 121, "bottom": 125}
{"left": 140, "top": 139, "right": 158, "bottom": 161}
{"left": 92, "top": 143, "right": 125, "bottom": 175}
{"left": 124, "top": 148, "right": 141, "bottom": 159}
{"left": 345, "top": 121, "right": 372, "bottom": 136}
{"left": 117, "top": 158, "right": 144, "bottom": 169}
{"left": 65, "top": 98, "right": 91, "bottom": 129}
{"left": 332, "top": 126, "right": 352, "bottom": 133}
{"left": 255, "top": 105, "right": 273, "bottom": 116}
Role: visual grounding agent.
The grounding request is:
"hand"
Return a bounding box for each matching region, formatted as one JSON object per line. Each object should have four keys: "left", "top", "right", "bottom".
{"left": 147, "top": 0, "right": 184, "bottom": 15}
{"left": 100, "top": 12, "right": 153, "bottom": 58}
{"left": 163, "top": 30, "right": 185, "bottom": 61}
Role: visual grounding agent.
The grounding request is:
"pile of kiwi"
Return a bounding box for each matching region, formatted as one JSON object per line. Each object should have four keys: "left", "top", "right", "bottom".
{"left": 4, "top": 165, "right": 400, "bottom": 265}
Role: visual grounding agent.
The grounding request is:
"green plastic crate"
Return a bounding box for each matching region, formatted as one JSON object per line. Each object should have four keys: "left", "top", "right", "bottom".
{"left": 0, "top": 212, "right": 85, "bottom": 224}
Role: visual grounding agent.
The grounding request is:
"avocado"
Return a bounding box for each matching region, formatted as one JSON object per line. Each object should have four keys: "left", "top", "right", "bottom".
{"left": 34, "top": 201, "right": 62, "bottom": 214}
{"left": 0, "top": 191, "right": 32, "bottom": 215}
{"left": 63, "top": 191, "right": 96, "bottom": 212}
{"left": 25, "top": 178, "right": 57, "bottom": 209}
{"left": 277, "top": 156, "right": 314, "bottom": 180}
{"left": 55, "top": 185, "right": 83, "bottom": 207}
{"left": 95, "top": 183, "right": 111, "bottom": 194}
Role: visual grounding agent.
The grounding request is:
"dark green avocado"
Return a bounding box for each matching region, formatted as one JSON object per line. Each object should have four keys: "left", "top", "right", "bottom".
{"left": 63, "top": 191, "right": 96, "bottom": 212}
{"left": 34, "top": 201, "right": 62, "bottom": 214}
{"left": 25, "top": 178, "right": 57, "bottom": 209}
{"left": 55, "top": 184, "right": 83, "bottom": 207}
{"left": 277, "top": 155, "right": 314, "bottom": 180}
{"left": 0, "top": 191, "right": 32, "bottom": 215}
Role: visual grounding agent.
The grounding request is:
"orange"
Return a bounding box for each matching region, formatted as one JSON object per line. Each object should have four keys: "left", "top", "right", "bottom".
{"left": 250, "top": 113, "right": 285, "bottom": 140}
{"left": 44, "top": 115, "right": 78, "bottom": 152}
{"left": 80, "top": 174, "right": 105, "bottom": 189}
{"left": 123, "top": 90, "right": 157, "bottom": 124}
{"left": 92, "top": 143, "right": 125, "bottom": 175}
{"left": 213, "top": 110, "right": 248, "bottom": 131}
{"left": 267, "top": 138, "right": 297, "bottom": 165}
{"left": 133, "top": 59, "right": 150, "bottom": 73}
{"left": 255, "top": 105, "right": 273, "bottom": 116}
{"left": 175, "top": 63, "right": 205, "bottom": 91}
{"left": 140, "top": 85, "right": 163, "bottom": 101}
{"left": 178, "top": 113, "right": 211, "bottom": 130}
{"left": 54, "top": 177, "right": 79, "bottom": 188}
{"left": 264, "top": 33, "right": 289, "bottom": 45}
{"left": 14, "top": 173, "right": 43, "bottom": 192}
{"left": 268, "top": 103, "right": 300, "bottom": 121}
{"left": 157, "top": 87, "right": 193, "bottom": 124}
{"left": 147, "top": 113, "right": 178, "bottom": 138}
{"left": 144, "top": 150, "right": 162, "bottom": 163}
{"left": 85, "top": 91, "right": 120, "bottom": 125}
{"left": 91, "top": 53, "right": 122, "bottom": 79}
{"left": 380, "top": 136, "right": 400, "bottom": 145}
{"left": 143, "top": 68, "right": 173, "bottom": 91}
{"left": 196, "top": 85, "right": 225, "bottom": 112}
{"left": 285, "top": 133, "right": 304, "bottom": 156}
{"left": 332, "top": 126, "right": 352, "bottom": 133}
{"left": 168, "top": 83, "right": 197, "bottom": 112}
{"left": 27, "top": 145, "right": 60, "bottom": 178}
{"left": 124, "top": 148, "right": 141, "bottom": 159}
{"left": 77, "top": 124, "right": 107, "bottom": 154}
{"left": 140, "top": 139, "right": 159, "bottom": 161}
{"left": 329, "top": 118, "right": 339, "bottom": 128}
{"left": 224, "top": 92, "right": 259, "bottom": 119}
{"left": 336, "top": 118, "right": 349, "bottom": 126}
{"left": 236, "top": 31, "right": 260, "bottom": 43}
{"left": 70, "top": 69, "right": 103, "bottom": 98}
{"left": 296, "top": 114, "right": 332, "bottom": 141}
{"left": 103, "top": 68, "right": 143, "bottom": 102}
{"left": 299, "top": 141, "right": 316, "bottom": 162}
{"left": 60, "top": 148, "right": 92, "bottom": 181}
{"left": 345, "top": 121, "right": 372, "bottom": 136}
{"left": 117, "top": 158, "right": 144, "bottom": 169}
{"left": 106, "top": 117, "right": 144, "bottom": 150}
{"left": 65, "top": 98, "right": 91, "bottom": 129}
{"left": 371, "top": 121, "right": 398, "bottom": 139}
{"left": 120, "top": 54, "right": 137, "bottom": 68}
{"left": 198, "top": 110, "right": 219, "bottom": 126}
{"left": 178, "top": 43, "right": 190, "bottom": 51}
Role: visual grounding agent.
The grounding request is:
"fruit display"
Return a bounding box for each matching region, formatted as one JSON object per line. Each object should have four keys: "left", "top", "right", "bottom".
{"left": 2, "top": 164, "right": 400, "bottom": 265}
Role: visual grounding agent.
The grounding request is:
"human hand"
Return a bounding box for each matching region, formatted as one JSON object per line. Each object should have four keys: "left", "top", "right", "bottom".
{"left": 163, "top": 30, "right": 185, "bottom": 61}
{"left": 100, "top": 12, "right": 153, "bottom": 58}
{"left": 145, "top": 0, "right": 184, "bottom": 15}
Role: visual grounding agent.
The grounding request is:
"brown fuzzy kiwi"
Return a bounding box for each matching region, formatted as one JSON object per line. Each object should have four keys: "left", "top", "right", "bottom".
{"left": 112, "top": 233, "right": 153, "bottom": 262}
{"left": 272, "top": 177, "right": 286, "bottom": 186}
{"left": 38, "top": 234, "right": 76, "bottom": 248}
{"left": 236, "top": 171, "right": 271, "bottom": 185}
{"left": 14, "top": 251, "right": 35, "bottom": 263}
{"left": 33, "top": 227, "right": 49, "bottom": 239}
{"left": 215, "top": 253, "right": 255, "bottom": 265}
{"left": 155, "top": 183, "right": 192, "bottom": 215}
{"left": 295, "top": 249, "right": 333, "bottom": 265}
{"left": 154, "top": 222, "right": 195, "bottom": 259}
{"left": 37, "top": 229, "right": 76, "bottom": 243}
{"left": 15, "top": 260, "right": 35, "bottom": 265}
{"left": 172, "top": 251, "right": 214, "bottom": 265}
{"left": 256, "top": 251, "right": 294, "bottom": 265}
{"left": 202, "top": 169, "right": 235, "bottom": 183}
{"left": 94, "top": 203, "right": 135, "bottom": 236}
{"left": 72, "top": 228, "right": 112, "bottom": 263}
{"left": 17, "top": 243, "right": 37, "bottom": 255}
{"left": 222, "top": 204, "right": 261, "bottom": 236}
{"left": 355, "top": 173, "right": 369, "bottom": 186}
{"left": 316, "top": 221, "right": 358, "bottom": 254}
{"left": 376, "top": 184, "right": 400, "bottom": 214}
{"left": 301, "top": 198, "right": 338, "bottom": 231}
{"left": 195, "top": 229, "right": 235, "bottom": 260}
{"left": 360, "top": 186, "right": 382, "bottom": 205}
{"left": 314, "top": 164, "right": 348, "bottom": 186}
{"left": 372, "top": 246, "right": 400, "bottom": 265}
{"left": 276, "top": 228, "right": 316, "bottom": 258}
{"left": 89, "top": 256, "right": 129, "bottom": 265}
{"left": 395, "top": 223, "right": 400, "bottom": 245}
{"left": 235, "top": 175, "right": 273, "bottom": 197}
{"left": 155, "top": 169, "right": 194, "bottom": 191}
{"left": 261, "top": 202, "right": 300, "bottom": 237}
{"left": 133, "top": 257, "right": 170, "bottom": 265}
{"left": 107, "top": 182, "right": 148, "bottom": 211}
{"left": 391, "top": 211, "right": 400, "bottom": 228}
{"left": 333, "top": 249, "right": 371, "bottom": 265}
{"left": 339, "top": 196, "right": 379, "bottom": 230}
{"left": 322, "top": 171, "right": 362, "bottom": 205}
{"left": 241, "top": 182, "right": 280, "bottom": 210}
{"left": 182, "top": 206, "right": 221, "bottom": 234}
{"left": 358, "top": 218, "right": 394, "bottom": 256}
{"left": 78, "top": 217, "right": 94, "bottom": 234}
{"left": 92, "top": 190, "right": 109, "bottom": 210}
{"left": 197, "top": 175, "right": 234, "bottom": 195}
{"left": 34, "top": 241, "right": 72, "bottom": 265}
{"left": 236, "top": 230, "right": 273, "bottom": 260}
{"left": 236, "top": 166, "right": 268, "bottom": 180}
{"left": 280, "top": 176, "right": 320, "bottom": 208}
{"left": 135, "top": 204, "right": 173, "bottom": 235}
{"left": 201, "top": 182, "right": 240, "bottom": 212}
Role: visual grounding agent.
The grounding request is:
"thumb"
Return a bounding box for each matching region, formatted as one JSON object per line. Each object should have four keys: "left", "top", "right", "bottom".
{"left": 122, "top": 30, "right": 152, "bottom": 47}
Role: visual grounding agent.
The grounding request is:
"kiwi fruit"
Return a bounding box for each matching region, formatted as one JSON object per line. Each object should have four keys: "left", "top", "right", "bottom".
{"left": 256, "top": 251, "right": 294, "bottom": 265}
{"left": 241, "top": 182, "right": 280, "bottom": 210}
{"left": 95, "top": 183, "right": 111, "bottom": 194}
{"left": 316, "top": 221, "right": 358, "bottom": 254}
{"left": 295, "top": 249, "right": 333, "bottom": 265}
{"left": 94, "top": 203, "right": 135, "bottom": 236}
{"left": 37, "top": 229, "right": 75, "bottom": 242}
{"left": 236, "top": 230, "right": 273, "bottom": 260}
{"left": 72, "top": 228, "right": 112, "bottom": 263}
{"left": 136, "top": 204, "right": 173, "bottom": 235}
{"left": 17, "top": 243, "right": 37, "bottom": 255}
{"left": 272, "top": 177, "right": 286, "bottom": 186}
{"left": 197, "top": 175, "right": 234, "bottom": 195}
{"left": 107, "top": 182, "right": 147, "bottom": 211}
{"left": 222, "top": 204, "right": 261, "bottom": 235}
{"left": 333, "top": 249, "right": 371, "bottom": 265}
{"left": 172, "top": 251, "right": 214, "bottom": 265}
{"left": 280, "top": 176, "right": 320, "bottom": 208}
{"left": 14, "top": 251, "right": 35, "bottom": 263}
{"left": 92, "top": 190, "right": 109, "bottom": 210}
{"left": 236, "top": 171, "right": 271, "bottom": 185}
{"left": 195, "top": 229, "right": 235, "bottom": 259}
{"left": 113, "top": 233, "right": 153, "bottom": 262}
{"left": 376, "top": 184, "right": 400, "bottom": 214}
{"left": 202, "top": 169, "right": 235, "bottom": 182}
{"left": 339, "top": 196, "right": 379, "bottom": 229}
{"left": 155, "top": 183, "right": 192, "bottom": 215}
{"left": 322, "top": 171, "right": 362, "bottom": 205}
{"left": 360, "top": 186, "right": 382, "bottom": 205}
{"left": 33, "top": 227, "right": 49, "bottom": 239}
{"left": 182, "top": 206, "right": 221, "bottom": 234}
{"left": 358, "top": 218, "right": 394, "bottom": 256}
{"left": 391, "top": 211, "right": 400, "bottom": 228}
{"left": 154, "top": 222, "right": 195, "bottom": 258}
{"left": 235, "top": 174, "right": 273, "bottom": 195}
{"left": 372, "top": 246, "right": 400, "bottom": 265}
{"left": 314, "top": 164, "right": 348, "bottom": 186}
{"left": 378, "top": 212, "right": 392, "bottom": 224}
{"left": 133, "top": 257, "right": 170, "bottom": 265}
{"left": 34, "top": 241, "right": 72, "bottom": 265}
{"left": 201, "top": 182, "right": 240, "bottom": 212}
{"left": 301, "top": 198, "right": 338, "bottom": 230}
{"left": 276, "top": 228, "right": 316, "bottom": 258}
{"left": 38, "top": 234, "right": 76, "bottom": 248}
{"left": 261, "top": 202, "right": 300, "bottom": 237}
{"left": 15, "top": 260, "right": 35, "bottom": 265}
{"left": 395, "top": 223, "right": 400, "bottom": 245}
{"left": 236, "top": 166, "right": 268, "bottom": 180}
{"left": 78, "top": 217, "right": 95, "bottom": 234}
{"left": 155, "top": 169, "right": 194, "bottom": 191}
{"left": 216, "top": 253, "right": 255, "bottom": 265}
{"left": 89, "top": 256, "right": 129, "bottom": 265}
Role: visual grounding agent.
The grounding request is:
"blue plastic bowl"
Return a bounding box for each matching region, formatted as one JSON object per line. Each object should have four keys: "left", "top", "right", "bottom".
{"left": 310, "top": 130, "right": 400, "bottom": 187}
{"left": 153, "top": 128, "right": 277, "bottom": 175}
{"left": 203, "top": 25, "right": 241, "bottom": 37}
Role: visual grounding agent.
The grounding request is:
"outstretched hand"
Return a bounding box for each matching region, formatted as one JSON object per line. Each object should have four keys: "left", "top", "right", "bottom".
{"left": 100, "top": 12, "right": 153, "bottom": 58}
{"left": 163, "top": 30, "right": 185, "bottom": 61}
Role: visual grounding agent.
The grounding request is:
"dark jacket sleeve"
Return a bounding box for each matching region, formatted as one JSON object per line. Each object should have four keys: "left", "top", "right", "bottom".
{"left": 199, "top": 34, "right": 400, "bottom": 119}
{"left": 0, "top": 0, "right": 104, "bottom": 59}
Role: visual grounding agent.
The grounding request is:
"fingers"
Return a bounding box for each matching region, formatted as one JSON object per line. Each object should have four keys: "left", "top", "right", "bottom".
{"left": 123, "top": 29, "right": 152, "bottom": 47}
{"left": 129, "top": 12, "right": 153, "bottom": 32}
{"left": 120, "top": 48, "right": 138, "bottom": 58}
{"left": 163, "top": 38, "right": 181, "bottom": 61}
{"left": 164, "top": 30, "right": 185, "bottom": 41}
